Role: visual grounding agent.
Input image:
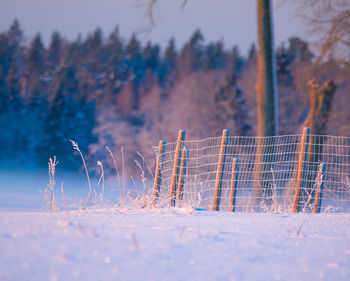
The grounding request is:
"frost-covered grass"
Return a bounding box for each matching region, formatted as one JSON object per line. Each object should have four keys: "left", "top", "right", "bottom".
{"left": 1, "top": 208, "right": 350, "bottom": 281}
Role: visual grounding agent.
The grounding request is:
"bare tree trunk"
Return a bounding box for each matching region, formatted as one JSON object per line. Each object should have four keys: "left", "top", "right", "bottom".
{"left": 253, "top": 0, "right": 278, "bottom": 207}
{"left": 301, "top": 79, "right": 336, "bottom": 209}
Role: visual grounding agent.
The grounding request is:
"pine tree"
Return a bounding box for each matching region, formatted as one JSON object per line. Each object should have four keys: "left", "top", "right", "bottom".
{"left": 158, "top": 38, "right": 177, "bottom": 87}
{"left": 180, "top": 29, "right": 204, "bottom": 71}
{"left": 230, "top": 46, "right": 245, "bottom": 74}
{"left": 287, "top": 37, "right": 313, "bottom": 62}
{"left": 45, "top": 66, "right": 95, "bottom": 168}
{"left": 276, "top": 43, "right": 294, "bottom": 86}
{"left": 125, "top": 34, "right": 145, "bottom": 109}
{"left": 84, "top": 28, "right": 104, "bottom": 74}
{"left": 143, "top": 42, "right": 160, "bottom": 74}
{"left": 48, "top": 31, "right": 63, "bottom": 67}
{"left": 105, "top": 26, "right": 127, "bottom": 94}
{"left": 28, "top": 33, "right": 45, "bottom": 68}
{"left": 25, "top": 33, "right": 47, "bottom": 99}
{"left": 214, "top": 69, "right": 251, "bottom": 136}
{"left": 247, "top": 43, "right": 256, "bottom": 63}
{"left": 204, "top": 41, "right": 227, "bottom": 70}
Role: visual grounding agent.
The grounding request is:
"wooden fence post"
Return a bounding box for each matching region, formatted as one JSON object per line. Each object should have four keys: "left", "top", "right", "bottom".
{"left": 292, "top": 127, "right": 311, "bottom": 213}
{"left": 314, "top": 163, "right": 326, "bottom": 213}
{"left": 152, "top": 140, "right": 166, "bottom": 206}
{"left": 170, "top": 130, "right": 186, "bottom": 207}
{"left": 211, "top": 129, "right": 230, "bottom": 211}
{"left": 177, "top": 147, "right": 189, "bottom": 204}
{"left": 229, "top": 157, "right": 240, "bottom": 212}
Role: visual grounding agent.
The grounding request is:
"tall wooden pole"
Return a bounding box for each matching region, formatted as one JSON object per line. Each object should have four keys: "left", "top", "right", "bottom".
{"left": 256, "top": 0, "right": 278, "bottom": 136}
{"left": 254, "top": 0, "right": 278, "bottom": 206}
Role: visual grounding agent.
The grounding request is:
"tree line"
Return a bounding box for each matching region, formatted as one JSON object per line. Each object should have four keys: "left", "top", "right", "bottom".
{"left": 0, "top": 20, "right": 349, "bottom": 174}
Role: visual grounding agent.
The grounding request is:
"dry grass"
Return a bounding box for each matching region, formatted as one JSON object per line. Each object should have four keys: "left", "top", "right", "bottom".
{"left": 97, "top": 161, "right": 105, "bottom": 204}
{"left": 61, "top": 182, "right": 70, "bottom": 221}
{"left": 45, "top": 156, "right": 58, "bottom": 214}
{"left": 106, "top": 146, "right": 121, "bottom": 201}
{"left": 70, "top": 140, "right": 93, "bottom": 204}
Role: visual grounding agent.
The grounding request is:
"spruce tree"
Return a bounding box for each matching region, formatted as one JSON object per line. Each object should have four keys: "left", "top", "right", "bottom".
{"left": 125, "top": 34, "right": 145, "bottom": 109}
{"left": 158, "top": 38, "right": 177, "bottom": 87}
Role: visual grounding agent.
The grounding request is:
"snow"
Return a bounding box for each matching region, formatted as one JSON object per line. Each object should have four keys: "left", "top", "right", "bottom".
{"left": 1, "top": 208, "right": 350, "bottom": 281}
{"left": 1, "top": 169, "right": 350, "bottom": 280}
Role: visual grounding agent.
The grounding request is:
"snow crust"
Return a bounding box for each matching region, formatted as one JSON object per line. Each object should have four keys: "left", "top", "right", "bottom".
{"left": 1, "top": 208, "right": 350, "bottom": 281}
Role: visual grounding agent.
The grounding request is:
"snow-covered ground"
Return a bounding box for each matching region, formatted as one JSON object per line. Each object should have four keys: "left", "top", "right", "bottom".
{"left": 1, "top": 208, "right": 350, "bottom": 281}
{"left": 1, "top": 169, "right": 350, "bottom": 281}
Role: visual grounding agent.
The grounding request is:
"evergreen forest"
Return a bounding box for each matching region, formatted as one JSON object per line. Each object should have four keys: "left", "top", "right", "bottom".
{"left": 1, "top": 20, "right": 349, "bottom": 175}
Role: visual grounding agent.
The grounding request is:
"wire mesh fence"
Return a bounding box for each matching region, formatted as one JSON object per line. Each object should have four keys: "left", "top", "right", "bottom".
{"left": 152, "top": 129, "right": 350, "bottom": 213}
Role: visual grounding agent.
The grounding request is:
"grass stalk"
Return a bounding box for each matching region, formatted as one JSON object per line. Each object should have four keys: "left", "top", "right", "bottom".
{"left": 61, "top": 182, "right": 70, "bottom": 221}
{"left": 48, "top": 156, "right": 58, "bottom": 214}
{"left": 70, "top": 139, "right": 92, "bottom": 204}
{"left": 121, "top": 147, "right": 126, "bottom": 207}
{"left": 97, "top": 161, "right": 105, "bottom": 204}
{"left": 135, "top": 160, "right": 147, "bottom": 208}
{"left": 106, "top": 146, "right": 121, "bottom": 201}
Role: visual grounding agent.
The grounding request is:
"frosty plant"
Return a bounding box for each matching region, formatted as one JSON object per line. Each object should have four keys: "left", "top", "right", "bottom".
{"left": 97, "top": 161, "right": 104, "bottom": 204}
{"left": 61, "top": 183, "right": 70, "bottom": 221}
{"left": 46, "top": 156, "right": 58, "bottom": 214}
{"left": 106, "top": 146, "right": 121, "bottom": 200}
{"left": 121, "top": 146, "right": 126, "bottom": 206}
{"left": 137, "top": 151, "right": 154, "bottom": 180}
{"left": 70, "top": 139, "right": 92, "bottom": 203}
{"left": 135, "top": 152, "right": 154, "bottom": 208}
{"left": 135, "top": 160, "right": 147, "bottom": 208}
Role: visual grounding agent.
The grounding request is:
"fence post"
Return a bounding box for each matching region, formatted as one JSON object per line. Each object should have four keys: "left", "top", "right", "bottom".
{"left": 170, "top": 130, "right": 186, "bottom": 207}
{"left": 211, "top": 129, "right": 230, "bottom": 211}
{"left": 229, "top": 157, "right": 240, "bottom": 212}
{"left": 152, "top": 140, "right": 166, "bottom": 206}
{"left": 292, "top": 127, "right": 311, "bottom": 213}
{"left": 177, "top": 147, "right": 189, "bottom": 204}
{"left": 314, "top": 163, "right": 326, "bottom": 213}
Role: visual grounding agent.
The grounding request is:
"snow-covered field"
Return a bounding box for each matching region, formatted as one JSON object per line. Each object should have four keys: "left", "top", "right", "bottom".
{"left": 1, "top": 170, "right": 350, "bottom": 281}
{"left": 1, "top": 208, "right": 350, "bottom": 281}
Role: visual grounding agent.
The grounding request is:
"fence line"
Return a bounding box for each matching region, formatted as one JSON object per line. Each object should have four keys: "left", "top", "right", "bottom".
{"left": 152, "top": 128, "right": 350, "bottom": 213}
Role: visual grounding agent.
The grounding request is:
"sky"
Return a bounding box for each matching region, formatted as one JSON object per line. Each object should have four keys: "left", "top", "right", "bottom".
{"left": 0, "top": 0, "right": 307, "bottom": 54}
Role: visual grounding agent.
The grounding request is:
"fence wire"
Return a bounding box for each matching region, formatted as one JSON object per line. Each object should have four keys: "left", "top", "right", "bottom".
{"left": 152, "top": 133, "right": 350, "bottom": 212}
